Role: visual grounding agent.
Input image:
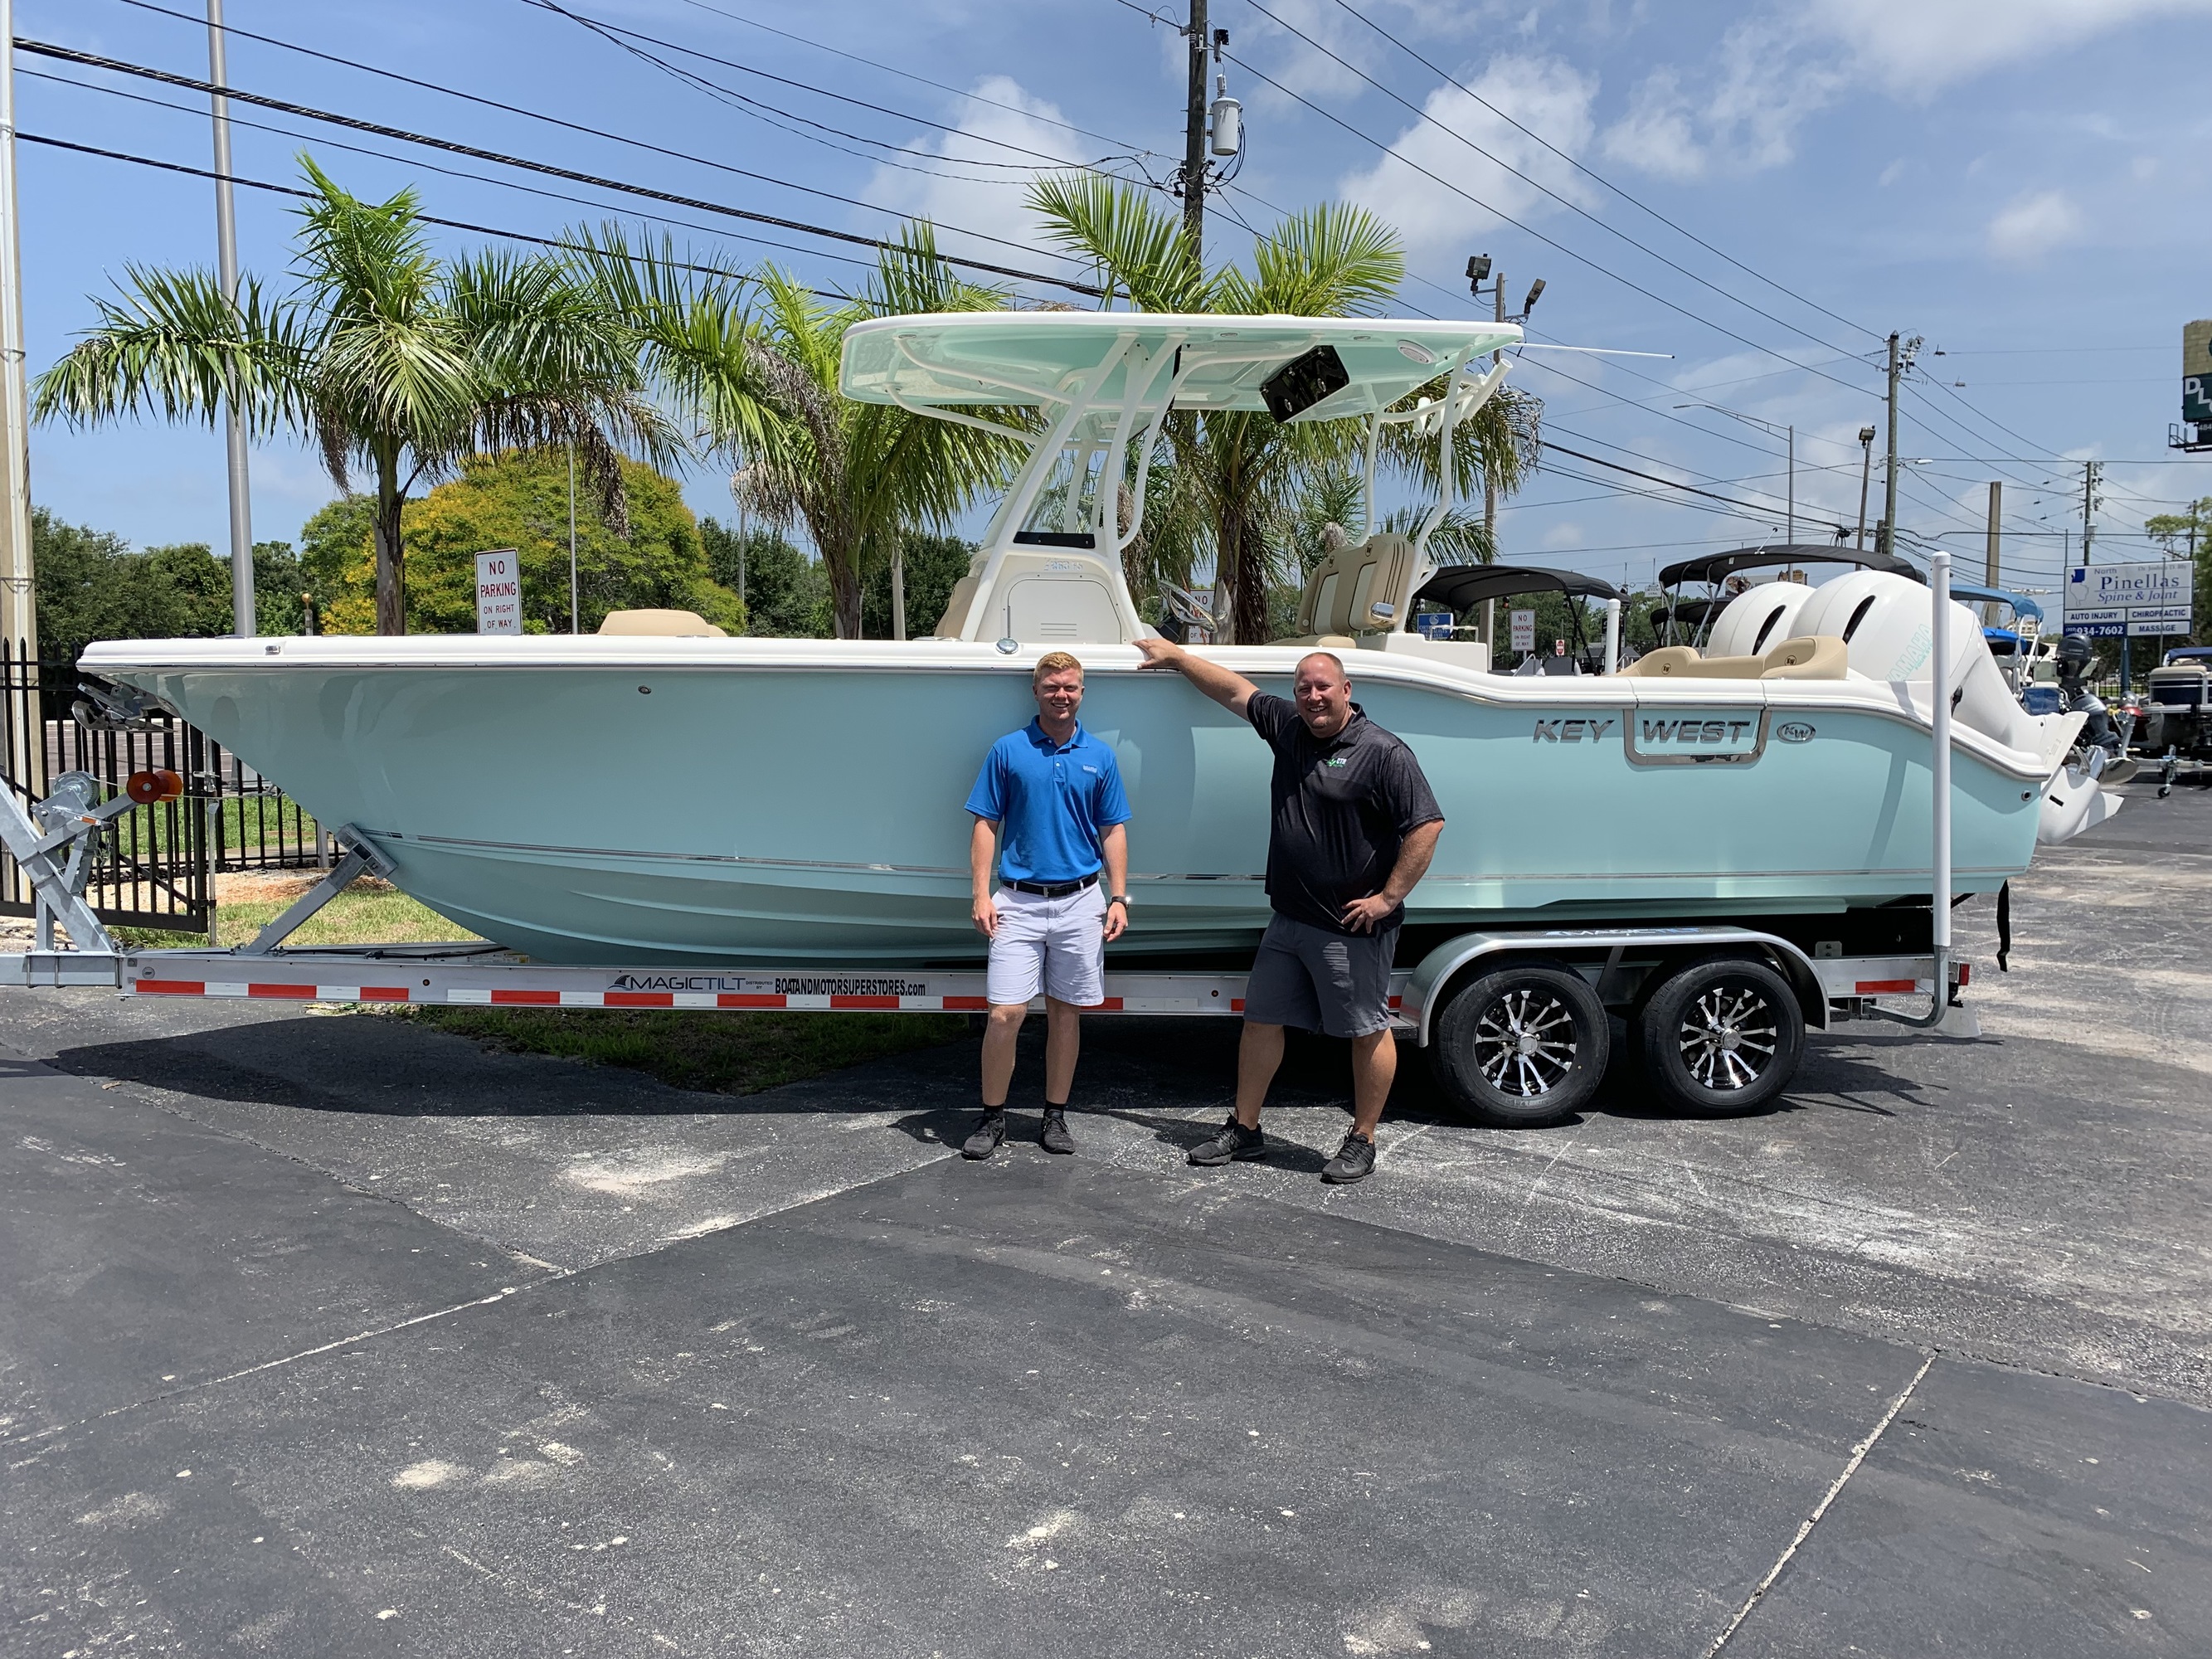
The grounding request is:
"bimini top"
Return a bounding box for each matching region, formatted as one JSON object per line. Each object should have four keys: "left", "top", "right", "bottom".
{"left": 1658, "top": 544, "right": 1919, "bottom": 588}
{"left": 1412, "top": 563, "right": 1624, "bottom": 611}
{"left": 840, "top": 312, "right": 1521, "bottom": 423}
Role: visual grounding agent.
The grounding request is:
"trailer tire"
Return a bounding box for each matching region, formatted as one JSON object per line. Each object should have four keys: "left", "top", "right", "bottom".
{"left": 1637, "top": 954, "right": 1804, "bottom": 1117}
{"left": 1429, "top": 962, "right": 1610, "bottom": 1126}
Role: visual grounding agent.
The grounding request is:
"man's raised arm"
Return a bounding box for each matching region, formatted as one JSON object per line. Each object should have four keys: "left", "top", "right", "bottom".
{"left": 1132, "top": 637, "right": 1261, "bottom": 719}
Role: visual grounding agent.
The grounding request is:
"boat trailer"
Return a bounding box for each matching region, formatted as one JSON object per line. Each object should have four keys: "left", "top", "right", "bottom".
{"left": 2, "top": 555, "right": 1984, "bottom": 1123}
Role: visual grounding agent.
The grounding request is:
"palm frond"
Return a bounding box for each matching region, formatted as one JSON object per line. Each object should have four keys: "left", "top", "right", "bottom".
{"left": 1026, "top": 175, "right": 1207, "bottom": 312}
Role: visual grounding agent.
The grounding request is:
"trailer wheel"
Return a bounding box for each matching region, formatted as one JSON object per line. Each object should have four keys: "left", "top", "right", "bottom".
{"left": 1637, "top": 955, "right": 1804, "bottom": 1117}
{"left": 1430, "top": 962, "right": 1609, "bottom": 1126}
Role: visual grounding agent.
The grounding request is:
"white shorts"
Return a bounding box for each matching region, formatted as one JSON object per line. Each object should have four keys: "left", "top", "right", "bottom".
{"left": 985, "top": 883, "right": 1108, "bottom": 1007}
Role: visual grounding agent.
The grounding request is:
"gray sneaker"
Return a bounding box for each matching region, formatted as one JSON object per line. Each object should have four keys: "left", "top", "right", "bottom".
{"left": 1320, "top": 1130, "right": 1375, "bottom": 1185}
{"left": 961, "top": 1111, "right": 1006, "bottom": 1160}
{"left": 1041, "top": 1108, "right": 1076, "bottom": 1155}
{"left": 1186, "top": 1115, "right": 1266, "bottom": 1166}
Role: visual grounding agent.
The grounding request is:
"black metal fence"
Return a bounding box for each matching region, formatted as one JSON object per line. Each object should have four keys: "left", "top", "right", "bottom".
{"left": 2, "top": 640, "right": 328, "bottom": 935}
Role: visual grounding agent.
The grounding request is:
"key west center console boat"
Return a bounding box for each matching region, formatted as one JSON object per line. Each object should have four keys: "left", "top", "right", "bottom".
{"left": 80, "top": 312, "right": 2112, "bottom": 967}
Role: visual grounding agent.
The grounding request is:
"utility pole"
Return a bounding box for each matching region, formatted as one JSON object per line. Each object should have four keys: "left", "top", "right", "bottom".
{"left": 1181, "top": 0, "right": 1208, "bottom": 260}
{"left": 1983, "top": 481, "right": 2001, "bottom": 626}
{"left": 0, "top": 0, "right": 36, "bottom": 667}
{"left": 1855, "top": 426, "right": 1876, "bottom": 551}
{"left": 2080, "top": 460, "right": 2099, "bottom": 567}
{"left": 1785, "top": 424, "right": 1795, "bottom": 545}
{"left": 1879, "top": 332, "right": 1900, "bottom": 559}
{"left": 207, "top": 0, "right": 255, "bottom": 639}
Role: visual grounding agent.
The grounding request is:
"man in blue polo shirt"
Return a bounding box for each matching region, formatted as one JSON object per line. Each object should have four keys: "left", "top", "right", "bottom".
{"left": 963, "top": 650, "right": 1131, "bottom": 1160}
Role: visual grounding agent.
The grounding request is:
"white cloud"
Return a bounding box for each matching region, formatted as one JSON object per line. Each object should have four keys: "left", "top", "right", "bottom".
{"left": 859, "top": 77, "right": 1092, "bottom": 277}
{"left": 1601, "top": 17, "right": 1846, "bottom": 179}
{"left": 1601, "top": 0, "right": 2209, "bottom": 178}
{"left": 1799, "top": 0, "right": 2212, "bottom": 94}
{"left": 1986, "top": 188, "right": 2083, "bottom": 262}
{"left": 1336, "top": 56, "right": 1596, "bottom": 256}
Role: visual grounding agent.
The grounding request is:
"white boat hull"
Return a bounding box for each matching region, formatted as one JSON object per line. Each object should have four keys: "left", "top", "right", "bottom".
{"left": 86, "top": 637, "right": 2058, "bottom": 966}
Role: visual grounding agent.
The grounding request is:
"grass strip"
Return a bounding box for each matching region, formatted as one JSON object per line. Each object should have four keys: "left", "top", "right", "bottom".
{"left": 400, "top": 1004, "right": 968, "bottom": 1097}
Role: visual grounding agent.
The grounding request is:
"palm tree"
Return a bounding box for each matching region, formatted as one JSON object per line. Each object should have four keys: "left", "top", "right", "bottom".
{"left": 34, "top": 159, "right": 678, "bottom": 634}
{"left": 597, "top": 224, "right": 1022, "bottom": 640}
{"left": 1028, "top": 176, "right": 1540, "bottom": 643}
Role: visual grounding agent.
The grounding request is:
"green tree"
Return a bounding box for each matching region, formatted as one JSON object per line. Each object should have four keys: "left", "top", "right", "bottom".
{"left": 596, "top": 224, "right": 1024, "bottom": 639}
{"left": 299, "top": 450, "right": 739, "bottom": 635}
{"left": 33, "top": 159, "right": 678, "bottom": 635}
{"left": 700, "top": 517, "right": 828, "bottom": 637}
{"left": 1029, "top": 175, "right": 1540, "bottom": 643}
{"left": 862, "top": 532, "right": 973, "bottom": 640}
{"left": 28, "top": 509, "right": 310, "bottom": 666}
{"left": 2145, "top": 497, "right": 2212, "bottom": 643}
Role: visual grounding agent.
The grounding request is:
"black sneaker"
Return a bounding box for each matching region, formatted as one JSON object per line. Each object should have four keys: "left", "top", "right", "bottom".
{"left": 961, "top": 1111, "right": 1006, "bottom": 1160}
{"left": 1320, "top": 1130, "right": 1375, "bottom": 1185}
{"left": 1041, "top": 1108, "right": 1076, "bottom": 1155}
{"left": 1186, "top": 1115, "right": 1266, "bottom": 1166}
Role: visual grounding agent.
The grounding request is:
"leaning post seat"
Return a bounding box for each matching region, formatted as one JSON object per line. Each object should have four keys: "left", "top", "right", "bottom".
{"left": 1615, "top": 635, "right": 1849, "bottom": 680}
{"left": 597, "top": 609, "right": 728, "bottom": 637}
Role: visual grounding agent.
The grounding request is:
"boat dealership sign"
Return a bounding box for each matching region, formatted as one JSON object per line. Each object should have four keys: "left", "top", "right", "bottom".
{"left": 475, "top": 550, "right": 522, "bottom": 635}
{"left": 2062, "top": 562, "right": 2193, "bottom": 640}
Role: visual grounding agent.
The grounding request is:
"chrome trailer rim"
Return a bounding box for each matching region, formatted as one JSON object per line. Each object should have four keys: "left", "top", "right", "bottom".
{"left": 1473, "top": 987, "right": 1579, "bottom": 1098}
{"left": 1677, "top": 983, "right": 1779, "bottom": 1091}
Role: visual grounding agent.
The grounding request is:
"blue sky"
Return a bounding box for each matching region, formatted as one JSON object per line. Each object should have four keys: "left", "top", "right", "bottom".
{"left": 14, "top": 0, "right": 2210, "bottom": 598}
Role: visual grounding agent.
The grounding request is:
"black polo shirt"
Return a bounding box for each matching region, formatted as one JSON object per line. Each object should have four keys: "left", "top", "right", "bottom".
{"left": 1247, "top": 693, "right": 1444, "bottom": 934}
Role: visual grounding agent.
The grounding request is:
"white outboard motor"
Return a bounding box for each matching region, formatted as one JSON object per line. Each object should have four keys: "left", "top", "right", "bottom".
{"left": 1796, "top": 572, "right": 2049, "bottom": 756}
{"left": 1706, "top": 581, "right": 1816, "bottom": 659}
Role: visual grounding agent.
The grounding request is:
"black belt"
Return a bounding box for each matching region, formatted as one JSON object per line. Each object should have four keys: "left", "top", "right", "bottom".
{"left": 1007, "top": 873, "right": 1099, "bottom": 898}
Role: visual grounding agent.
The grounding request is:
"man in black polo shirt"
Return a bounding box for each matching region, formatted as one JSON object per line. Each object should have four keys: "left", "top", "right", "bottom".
{"left": 1134, "top": 640, "right": 1444, "bottom": 1184}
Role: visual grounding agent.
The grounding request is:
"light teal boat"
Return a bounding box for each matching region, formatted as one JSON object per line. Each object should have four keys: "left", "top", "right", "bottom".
{"left": 82, "top": 314, "right": 2104, "bottom": 966}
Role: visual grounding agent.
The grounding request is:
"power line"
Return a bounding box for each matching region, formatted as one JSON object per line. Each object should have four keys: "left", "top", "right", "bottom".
{"left": 13, "top": 39, "right": 1105, "bottom": 297}
{"left": 17, "top": 130, "right": 869, "bottom": 300}
{"left": 668, "top": 0, "right": 1148, "bottom": 153}
{"left": 1184, "top": 27, "right": 1880, "bottom": 394}
{"left": 22, "top": 66, "right": 888, "bottom": 277}
{"left": 1237, "top": 0, "right": 1864, "bottom": 360}
{"left": 520, "top": 0, "right": 1118, "bottom": 180}
{"left": 1322, "top": 0, "right": 1884, "bottom": 347}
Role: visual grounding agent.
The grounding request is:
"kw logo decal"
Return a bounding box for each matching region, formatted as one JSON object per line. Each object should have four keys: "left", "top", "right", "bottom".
{"left": 1530, "top": 718, "right": 1616, "bottom": 743}
{"left": 1776, "top": 721, "right": 1816, "bottom": 742}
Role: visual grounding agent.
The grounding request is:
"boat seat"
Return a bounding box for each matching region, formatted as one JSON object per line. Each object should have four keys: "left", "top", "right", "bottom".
{"left": 1615, "top": 645, "right": 1707, "bottom": 678}
{"left": 597, "top": 609, "right": 727, "bottom": 637}
{"left": 1281, "top": 533, "right": 1418, "bottom": 641}
{"left": 933, "top": 574, "right": 981, "bottom": 638}
{"left": 1616, "top": 636, "right": 1849, "bottom": 681}
{"left": 1758, "top": 635, "right": 1849, "bottom": 680}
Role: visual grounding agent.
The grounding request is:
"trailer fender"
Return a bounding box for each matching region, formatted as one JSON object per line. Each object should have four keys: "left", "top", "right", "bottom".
{"left": 1404, "top": 927, "right": 1830, "bottom": 1045}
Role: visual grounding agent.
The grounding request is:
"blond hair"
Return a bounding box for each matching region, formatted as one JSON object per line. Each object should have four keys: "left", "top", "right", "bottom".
{"left": 1033, "top": 650, "right": 1084, "bottom": 685}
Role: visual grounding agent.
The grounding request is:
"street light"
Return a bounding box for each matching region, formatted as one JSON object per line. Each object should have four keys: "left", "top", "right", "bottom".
{"left": 1856, "top": 426, "right": 1877, "bottom": 550}
{"left": 1676, "top": 401, "right": 1794, "bottom": 543}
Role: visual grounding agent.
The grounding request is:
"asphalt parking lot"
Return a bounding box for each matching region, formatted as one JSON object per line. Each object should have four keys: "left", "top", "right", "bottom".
{"left": 2, "top": 783, "right": 2208, "bottom": 1657}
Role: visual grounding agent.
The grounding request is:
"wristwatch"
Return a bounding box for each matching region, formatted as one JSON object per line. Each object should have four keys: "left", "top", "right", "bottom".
{"left": 1107, "top": 894, "right": 1130, "bottom": 907}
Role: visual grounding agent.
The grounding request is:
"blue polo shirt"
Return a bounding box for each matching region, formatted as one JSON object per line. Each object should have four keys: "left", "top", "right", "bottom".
{"left": 965, "top": 718, "right": 1131, "bottom": 885}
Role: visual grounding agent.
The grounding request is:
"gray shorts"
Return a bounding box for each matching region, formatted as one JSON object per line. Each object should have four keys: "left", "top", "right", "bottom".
{"left": 1242, "top": 913, "right": 1398, "bottom": 1039}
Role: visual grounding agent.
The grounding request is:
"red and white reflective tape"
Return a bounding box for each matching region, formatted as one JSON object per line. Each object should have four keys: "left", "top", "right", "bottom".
{"left": 128, "top": 977, "right": 1409, "bottom": 1016}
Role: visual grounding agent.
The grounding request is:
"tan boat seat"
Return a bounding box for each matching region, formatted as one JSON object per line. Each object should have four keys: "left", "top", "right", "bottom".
{"left": 1616, "top": 645, "right": 1709, "bottom": 678}
{"left": 597, "top": 609, "right": 727, "bottom": 637}
{"left": 1617, "top": 635, "right": 1848, "bottom": 681}
{"left": 1758, "top": 635, "right": 1848, "bottom": 680}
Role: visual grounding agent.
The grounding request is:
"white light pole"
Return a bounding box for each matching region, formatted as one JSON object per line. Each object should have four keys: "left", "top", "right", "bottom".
{"left": 207, "top": 0, "right": 255, "bottom": 637}
{"left": 1676, "top": 402, "right": 1794, "bottom": 543}
{"left": 0, "top": 0, "right": 36, "bottom": 661}
{"left": 567, "top": 443, "right": 578, "bottom": 634}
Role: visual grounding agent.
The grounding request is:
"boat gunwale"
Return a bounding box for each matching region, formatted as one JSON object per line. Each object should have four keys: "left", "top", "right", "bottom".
{"left": 81, "top": 637, "right": 2069, "bottom": 783}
